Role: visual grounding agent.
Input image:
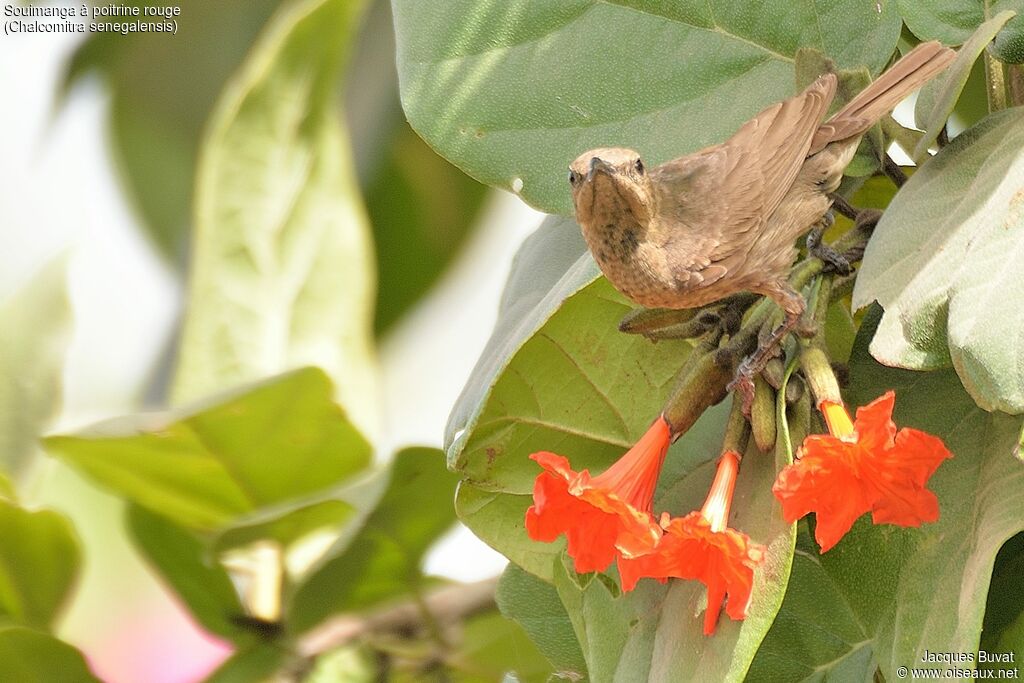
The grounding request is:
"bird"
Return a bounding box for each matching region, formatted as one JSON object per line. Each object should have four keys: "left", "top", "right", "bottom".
{"left": 568, "top": 41, "right": 955, "bottom": 401}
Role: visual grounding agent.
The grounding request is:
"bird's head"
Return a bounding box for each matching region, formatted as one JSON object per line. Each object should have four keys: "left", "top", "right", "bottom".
{"left": 568, "top": 147, "right": 654, "bottom": 228}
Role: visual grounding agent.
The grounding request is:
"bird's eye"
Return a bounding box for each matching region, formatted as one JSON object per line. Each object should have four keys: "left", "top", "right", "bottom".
{"left": 568, "top": 169, "right": 578, "bottom": 185}
{"left": 634, "top": 158, "right": 645, "bottom": 175}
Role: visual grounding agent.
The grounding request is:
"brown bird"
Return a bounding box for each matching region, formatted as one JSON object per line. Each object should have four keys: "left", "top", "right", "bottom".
{"left": 569, "top": 41, "right": 954, "bottom": 399}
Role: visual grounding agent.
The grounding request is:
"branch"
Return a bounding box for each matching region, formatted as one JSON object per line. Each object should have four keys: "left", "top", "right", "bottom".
{"left": 296, "top": 577, "right": 500, "bottom": 658}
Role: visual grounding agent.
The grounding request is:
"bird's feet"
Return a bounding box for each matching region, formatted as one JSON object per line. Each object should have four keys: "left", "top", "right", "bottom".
{"left": 727, "top": 357, "right": 758, "bottom": 416}
{"left": 728, "top": 340, "right": 782, "bottom": 415}
{"left": 806, "top": 212, "right": 854, "bottom": 275}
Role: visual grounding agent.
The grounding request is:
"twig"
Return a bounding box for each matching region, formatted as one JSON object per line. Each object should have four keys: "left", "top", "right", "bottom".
{"left": 882, "top": 155, "right": 907, "bottom": 188}
{"left": 297, "top": 577, "right": 499, "bottom": 658}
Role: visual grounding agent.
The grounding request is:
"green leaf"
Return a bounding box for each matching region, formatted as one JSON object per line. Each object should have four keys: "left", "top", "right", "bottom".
{"left": 749, "top": 309, "right": 1024, "bottom": 680}
{"left": 172, "top": 0, "right": 377, "bottom": 437}
{"left": 63, "top": 0, "right": 283, "bottom": 259}
{"left": 450, "top": 275, "right": 688, "bottom": 494}
{"left": 126, "top": 504, "right": 246, "bottom": 640}
{"left": 552, "top": 436, "right": 794, "bottom": 682}
{"left": 982, "top": 533, "right": 1024, "bottom": 654}
{"left": 45, "top": 368, "right": 372, "bottom": 534}
{"left": 897, "top": 0, "right": 1024, "bottom": 45}
{"left": 393, "top": 0, "right": 901, "bottom": 214}
{"left": 0, "top": 627, "right": 100, "bottom": 683}
{"left": 288, "top": 447, "right": 458, "bottom": 632}
{"left": 0, "top": 500, "right": 80, "bottom": 631}
{"left": 747, "top": 528, "right": 876, "bottom": 682}
{"left": 0, "top": 258, "right": 71, "bottom": 483}
{"left": 445, "top": 216, "right": 596, "bottom": 466}
{"left": 992, "top": 13, "right": 1024, "bottom": 62}
{"left": 852, "top": 109, "right": 1024, "bottom": 413}
{"left": 495, "top": 563, "right": 586, "bottom": 677}
{"left": 450, "top": 610, "right": 555, "bottom": 683}
{"left": 913, "top": 11, "right": 1016, "bottom": 161}
{"left": 368, "top": 121, "right": 489, "bottom": 332}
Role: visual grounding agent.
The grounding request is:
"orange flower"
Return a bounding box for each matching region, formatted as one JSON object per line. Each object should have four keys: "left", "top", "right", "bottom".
{"left": 525, "top": 417, "right": 671, "bottom": 573}
{"left": 772, "top": 391, "right": 951, "bottom": 552}
{"left": 617, "top": 451, "right": 765, "bottom": 635}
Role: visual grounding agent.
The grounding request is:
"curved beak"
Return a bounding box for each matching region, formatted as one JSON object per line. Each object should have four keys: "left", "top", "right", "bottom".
{"left": 587, "top": 156, "right": 615, "bottom": 182}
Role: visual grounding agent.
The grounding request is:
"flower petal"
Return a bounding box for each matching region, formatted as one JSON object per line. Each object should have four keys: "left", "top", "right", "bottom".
{"left": 617, "top": 512, "right": 764, "bottom": 634}
{"left": 852, "top": 391, "right": 897, "bottom": 453}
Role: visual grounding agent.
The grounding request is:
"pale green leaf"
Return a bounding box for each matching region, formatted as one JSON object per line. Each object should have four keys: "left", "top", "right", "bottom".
{"left": 288, "top": 447, "right": 458, "bottom": 633}
{"left": 913, "top": 11, "right": 1016, "bottom": 161}
{"left": 172, "top": 0, "right": 377, "bottom": 437}
{"left": 852, "top": 109, "right": 1024, "bottom": 413}
{"left": 126, "top": 504, "right": 246, "bottom": 640}
{"left": 552, "top": 434, "right": 794, "bottom": 683}
{"left": 0, "top": 258, "right": 71, "bottom": 483}
{"left": 0, "top": 501, "right": 80, "bottom": 631}
{"left": 45, "top": 368, "right": 372, "bottom": 534}
{"left": 0, "top": 627, "right": 100, "bottom": 683}
{"left": 897, "top": 0, "right": 1024, "bottom": 45}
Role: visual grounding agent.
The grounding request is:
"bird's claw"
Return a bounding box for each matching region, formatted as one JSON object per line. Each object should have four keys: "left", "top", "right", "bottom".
{"left": 728, "top": 361, "right": 757, "bottom": 417}
{"left": 854, "top": 208, "right": 883, "bottom": 232}
{"left": 806, "top": 222, "right": 853, "bottom": 275}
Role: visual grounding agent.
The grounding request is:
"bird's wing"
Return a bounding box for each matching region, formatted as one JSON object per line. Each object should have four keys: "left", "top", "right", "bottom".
{"left": 652, "top": 74, "right": 837, "bottom": 288}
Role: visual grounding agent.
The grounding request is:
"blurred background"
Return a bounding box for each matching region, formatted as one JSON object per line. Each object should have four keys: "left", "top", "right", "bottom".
{"left": 1, "top": 1, "right": 544, "bottom": 680}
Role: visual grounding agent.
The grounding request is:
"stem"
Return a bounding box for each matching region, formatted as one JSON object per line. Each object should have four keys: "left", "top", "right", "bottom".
{"left": 720, "top": 394, "right": 750, "bottom": 455}
{"left": 882, "top": 155, "right": 907, "bottom": 188}
{"left": 776, "top": 353, "right": 800, "bottom": 462}
{"left": 297, "top": 577, "right": 498, "bottom": 659}
{"left": 985, "top": 52, "right": 1009, "bottom": 112}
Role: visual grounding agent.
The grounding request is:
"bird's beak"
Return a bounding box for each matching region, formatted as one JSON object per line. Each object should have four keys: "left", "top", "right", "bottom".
{"left": 587, "top": 156, "right": 615, "bottom": 182}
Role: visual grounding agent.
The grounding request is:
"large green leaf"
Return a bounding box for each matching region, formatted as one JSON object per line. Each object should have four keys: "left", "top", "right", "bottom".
{"left": 126, "top": 504, "right": 246, "bottom": 640}
{"left": 853, "top": 109, "right": 1024, "bottom": 413}
{"left": 897, "top": 0, "right": 1024, "bottom": 45}
{"left": 0, "top": 501, "right": 80, "bottom": 631}
{"left": 495, "top": 563, "right": 586, "bottom": 676}
{"left": 172, "top": 0, "right": 377, "bottom": 436}
{"left": 449, "top": 271, "right": 687, "bottom": 495}
{"left": 392, "top": 0, "right": 901, "bottom": 214}
{"left": 746, "top": 528, "right": 877, "bottom": 682}
{"left": 749, "top": 310, "right": 1024, "bottom": 680}
{"left": 982, "top": 533, "right": 1024, "bottom": 659}
{"left": 912, "top": 11, "right": 1016, "bottom": 160}
{"left": 288, "top": 447, "right": 458, "bottom": 633}
{"left": 0, "top": 627, "right": 100, "bottom": 683}
{"left": 45, "top": 368, "right": 372, "bottom": 534}
{"left": 63, "top": 0, "right": 282, "bottom": 260}
{"left": 0, "top": 258, "right": 71, "bottom": 483}
{"left": 446, "top": 216, "right": 596, "bottom": 466}
{"left": 552, "top": 434, "right": 793, "bottom": 683}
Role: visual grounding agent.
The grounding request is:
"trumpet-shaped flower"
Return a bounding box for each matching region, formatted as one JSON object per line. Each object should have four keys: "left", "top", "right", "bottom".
{"left": 617, "top": 451, "right": 765, "bottom": 635}
{"left": 525, "top": 417, "right": 671, "bottom": 573}
{"left": 772, "top": 391, "right": 951, "bottom": 552}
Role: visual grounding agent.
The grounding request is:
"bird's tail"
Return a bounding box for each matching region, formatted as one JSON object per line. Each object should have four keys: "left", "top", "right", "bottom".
{"left": 809, "top": 41, "right": 955, "bottom": 153}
